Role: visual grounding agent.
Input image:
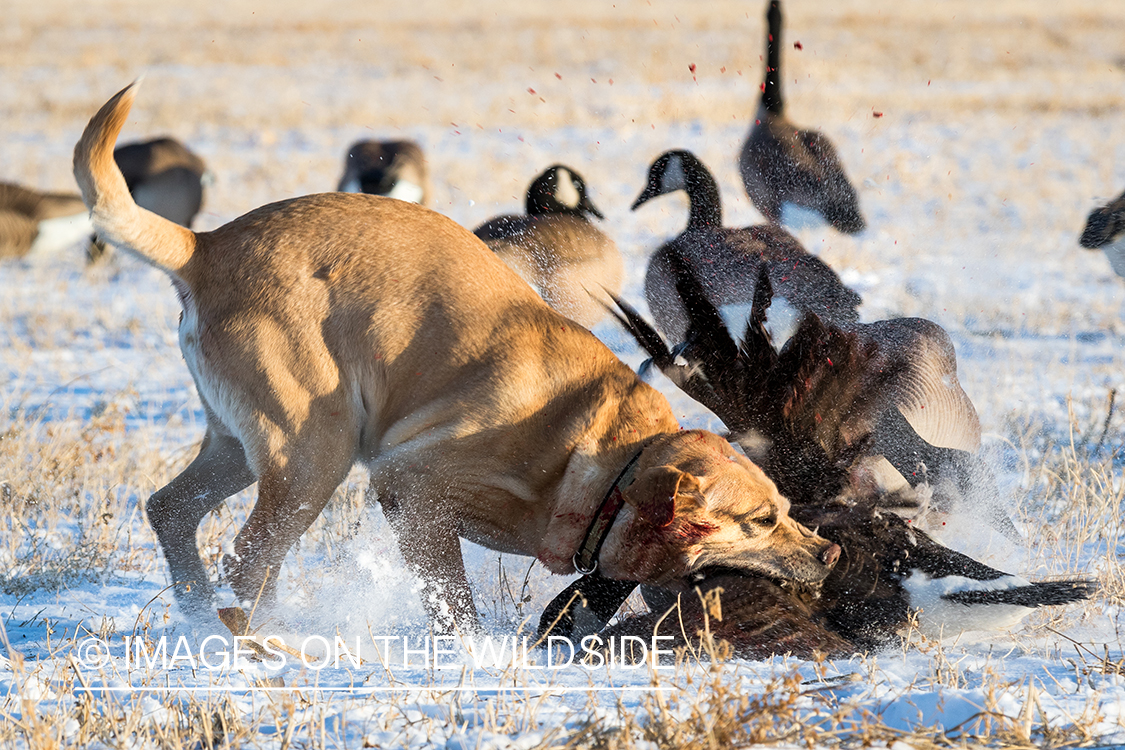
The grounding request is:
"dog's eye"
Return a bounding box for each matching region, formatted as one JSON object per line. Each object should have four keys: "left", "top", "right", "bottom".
{"left": 742, "top": 513, "right": 777, "bottom": 532}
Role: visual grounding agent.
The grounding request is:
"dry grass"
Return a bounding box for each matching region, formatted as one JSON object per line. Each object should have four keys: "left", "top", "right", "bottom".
{"left": 1016, "top": 392, "right": 1125, "bottom": 616}
{"left": 0, "top": 402, "right": 159, "bottom": 595}
{"left": 2, "top": 0, "right": 1125, "bottom": 745}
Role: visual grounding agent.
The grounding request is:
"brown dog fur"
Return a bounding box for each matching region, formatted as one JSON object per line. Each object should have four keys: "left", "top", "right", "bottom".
{"left": 73, "top": 83, "right": 840, "bottom": 632}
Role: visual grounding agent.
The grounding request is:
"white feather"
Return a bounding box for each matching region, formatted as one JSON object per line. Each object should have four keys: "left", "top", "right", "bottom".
{"left": 903, "top": 571, "right": 1034, "bottom": 637}
{"left": 28, "top": 213, "right": 94, "bottom": 257}
{"left": 659, "top": 153, "right": 686, "bottom": 193}
{"left": 386, "top": 180, "right": 425, "bottom": 205}
{"left": 553, "top": 169, "right": 580, "bottom": 208}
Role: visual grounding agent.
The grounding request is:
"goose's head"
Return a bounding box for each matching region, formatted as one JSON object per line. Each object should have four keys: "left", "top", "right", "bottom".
{"left": 526, "top": 165, "right": 603, "bottom": 219}
{"left": 633, "top": 150, "right": 723, "bottom": 230}
{"left": 632, "top": 150, "right": 704, "bottom": 209}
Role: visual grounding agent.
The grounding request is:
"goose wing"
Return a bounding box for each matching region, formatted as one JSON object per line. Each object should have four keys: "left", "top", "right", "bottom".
{"left": 472, "top": 214, "right": 528, "bottom": 243}
{"left": 713, "top": 224, "right": 862, "bottom": 326}
{"left": 600, "top": 574, "right": 854, "bottom": 660}
{"left": 865, "top": 318, "right": 981, "bottom": 453}
{"left": 616, "top": 254, "right": 879, "bottom": 504}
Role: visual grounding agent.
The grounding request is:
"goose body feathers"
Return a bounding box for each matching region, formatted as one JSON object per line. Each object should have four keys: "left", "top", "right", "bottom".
{"left": 634, "top": 149, "right": 860, "bottom": 343}
{"left": 738, "top": 0, "right": 865, "bottom": 234}
{"left": 474, "top": 165, "right": 622, "bottom": 328}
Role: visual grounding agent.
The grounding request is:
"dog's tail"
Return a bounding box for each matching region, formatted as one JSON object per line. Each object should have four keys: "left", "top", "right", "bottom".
{"left": 73, "top": 82, "right": 196, "bottom": 277}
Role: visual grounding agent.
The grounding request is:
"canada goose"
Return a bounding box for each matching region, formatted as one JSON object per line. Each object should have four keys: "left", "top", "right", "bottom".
{"left": 474, "top": 165, "right": 623, "bottom": 328}
{"left": 337, "top": 139, "right": 430, "bottom": 206}
{"left": 634, "top": 149, "right": 860, "bottom": 342}
{"left": 87, "top": 137, "right": 209, "bottom": 263}
{"left": 113, "top": 137, "right": 208, "bottom": 228}
{"left": 599, "top": 503, "right": 1091, "bottom": 657}
{"left": 739, "top": 1, "right": 865, "bottom": 234}
{"left": 615, "top": 255, "right": 1006, "bottom": 534}
{"left": 1079, "top": 188, "right": 1125, "bottom": 277}
{"left": 0, "top": 182, "right": 92, "bottom": 260}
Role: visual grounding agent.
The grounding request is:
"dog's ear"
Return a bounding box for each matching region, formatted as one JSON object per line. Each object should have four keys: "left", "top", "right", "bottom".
{"left": 622, "top": 466, "right": 700, "bottom": 527}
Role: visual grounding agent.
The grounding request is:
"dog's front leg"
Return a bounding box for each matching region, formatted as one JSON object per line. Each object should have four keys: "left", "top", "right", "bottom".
{"left": 147, "top": 429, "right": 255, "bottom": 619}
{"left": 380, "top": 494, "right": 480, "bottom": 635}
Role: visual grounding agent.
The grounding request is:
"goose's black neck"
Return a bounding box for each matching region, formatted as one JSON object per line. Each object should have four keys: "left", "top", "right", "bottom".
{"left": 683, "top": 158, "right": 723, "bottom": 230}
{"left": 762, "top": 1, "right": 784, "bottom": 115}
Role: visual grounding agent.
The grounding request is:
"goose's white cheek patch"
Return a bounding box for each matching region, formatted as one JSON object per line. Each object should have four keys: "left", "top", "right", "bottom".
{"left": 660, "top": 154, "right": 686, "bottom": 193}
{"left": 554, "top": 169, "right": 580, "bottom": 208}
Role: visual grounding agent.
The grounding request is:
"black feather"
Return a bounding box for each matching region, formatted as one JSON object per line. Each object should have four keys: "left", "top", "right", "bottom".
{"left": 943, "top": 580, "right": 1093, "bottom": 608}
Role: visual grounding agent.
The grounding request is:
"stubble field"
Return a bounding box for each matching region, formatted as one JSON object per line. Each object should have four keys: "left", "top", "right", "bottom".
{"left": 1, "top": 1, "right": 1124, "bottom": 746}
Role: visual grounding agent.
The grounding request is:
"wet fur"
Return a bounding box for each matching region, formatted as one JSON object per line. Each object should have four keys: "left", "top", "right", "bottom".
{"left": 616, "top": 505, "right": 1090, "bottom": 658}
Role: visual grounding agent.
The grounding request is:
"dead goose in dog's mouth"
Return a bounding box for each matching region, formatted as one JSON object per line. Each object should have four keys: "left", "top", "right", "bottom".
{"left": 0, "top": 182, "right": 92, "bottom": 260}
{"left": 558, "top": 259, "right": 1091, "bottom": 655}
{"left": 599, "top": 504, "right": 1091, "bottom": 658}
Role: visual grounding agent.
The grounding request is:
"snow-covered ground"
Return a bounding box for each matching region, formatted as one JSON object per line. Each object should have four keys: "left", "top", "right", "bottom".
{"left": 2, "top": 0, "right": 1124, "bottom": 745}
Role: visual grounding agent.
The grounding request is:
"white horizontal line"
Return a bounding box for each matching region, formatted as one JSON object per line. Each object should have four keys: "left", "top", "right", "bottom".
{"left": 74, "top": 686, "right": 678, "bottom": 694}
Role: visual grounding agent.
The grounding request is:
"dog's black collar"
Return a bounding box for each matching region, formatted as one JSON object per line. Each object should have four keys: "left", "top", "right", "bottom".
{"left": 572, "top": 447, "right": 645, "bottom": 575}
{"left": 537, "top": 447, "right": 647, "bottom": 645}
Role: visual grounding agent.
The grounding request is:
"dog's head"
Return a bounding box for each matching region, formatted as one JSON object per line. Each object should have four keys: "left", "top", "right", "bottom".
{"left": 600, "top": 430, "right": 840, "bottom": 586}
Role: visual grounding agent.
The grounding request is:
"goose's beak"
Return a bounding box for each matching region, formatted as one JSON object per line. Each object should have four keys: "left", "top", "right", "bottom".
{"left": 581, "top": 194, "right": 605, "bottom": 220}
{"left": 631, "top": 182, "right": 661, "bottom": 211}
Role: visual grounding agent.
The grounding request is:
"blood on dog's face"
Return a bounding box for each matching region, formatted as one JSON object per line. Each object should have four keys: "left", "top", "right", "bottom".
{"left": 601, "top": 431, "right": 840, "bottom": 585}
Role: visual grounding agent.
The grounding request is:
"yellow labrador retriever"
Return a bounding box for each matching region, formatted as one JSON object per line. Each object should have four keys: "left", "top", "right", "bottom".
{"left": 74, "top": 83, "right": 840, "bottom": 632}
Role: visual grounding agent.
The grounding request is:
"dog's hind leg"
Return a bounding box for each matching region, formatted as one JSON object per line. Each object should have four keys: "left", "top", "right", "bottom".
{"left": 147, "top": 429, "right": 255, "bottom": 618}
{"left": 380, "top": 493, "right": 480, "bottom": 634}
{"left": 222, "top": 434, "right": 356, "bottom": 617}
